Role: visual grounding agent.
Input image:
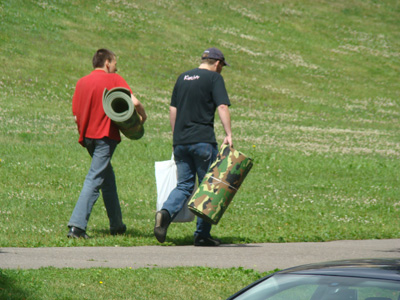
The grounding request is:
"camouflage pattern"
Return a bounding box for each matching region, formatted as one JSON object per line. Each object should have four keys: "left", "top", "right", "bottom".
{"left": 188, "top": 144, "right": 253, "bottom": 225}
{"left": 103, "top": 87, "right": 144, "bottom": 140}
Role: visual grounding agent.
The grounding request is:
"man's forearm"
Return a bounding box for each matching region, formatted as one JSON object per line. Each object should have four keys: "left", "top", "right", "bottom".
{"left": 131, "top": 94, "right": 147, "bottom": 123}
{"left": 169, "top": 106, "right": 177, "bottom": 132}
{"left": 218, "top": 104, "right": 232, "bottom": 137}
{"left": 218, "top": 104, "right": 233, "bottom": 147}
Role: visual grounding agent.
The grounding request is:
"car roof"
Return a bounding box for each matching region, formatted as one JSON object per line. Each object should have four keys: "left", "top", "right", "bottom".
{"left": 226, "top": 259, "right": 400, "bottom": 300}
{"left": 277, "top": 258, "right": 400, "bottom": 281}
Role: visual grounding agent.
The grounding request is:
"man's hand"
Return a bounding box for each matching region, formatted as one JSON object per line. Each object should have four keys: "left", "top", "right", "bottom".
{"left": 222, "top": 135, "right": 233, "bottom": 148}
{"left": 217, "top": 104, "right": 233, "bottom": 148}
{"left": 131, "top": 94, "right": 147, "bottom": 124}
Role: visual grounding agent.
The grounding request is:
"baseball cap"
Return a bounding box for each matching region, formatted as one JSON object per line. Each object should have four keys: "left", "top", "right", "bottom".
{"left": 201, "top": 47, "right": 230, "bottom": 66}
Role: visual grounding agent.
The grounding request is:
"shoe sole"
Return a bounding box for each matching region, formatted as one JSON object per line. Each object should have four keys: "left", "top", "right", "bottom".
{"left": 194, "top": 242, "right": 221, "bottom": 246}
{"left": 194, "top": 238, "right": 221, "bottom": 247}
{"left": 67, "top": 233, "right": 89, "bottom": 239}
{"left": 110, "top": 225, "right": 127, "bottom": 236}
{"left": 154, "top": 212, "right": 167, "bottom": 243}
{"left": 67, "top": 228, "right": 90, "bottom": 239}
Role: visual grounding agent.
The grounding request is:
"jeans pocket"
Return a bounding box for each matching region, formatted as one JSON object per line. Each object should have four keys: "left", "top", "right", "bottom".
{"left": 194, "top": 143, "right": 213, "bottom": 161}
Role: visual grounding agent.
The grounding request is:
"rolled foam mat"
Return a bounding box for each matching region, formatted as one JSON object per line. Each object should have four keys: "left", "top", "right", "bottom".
{"left": 102, "top": 87, "right": 144, "bottom": 140}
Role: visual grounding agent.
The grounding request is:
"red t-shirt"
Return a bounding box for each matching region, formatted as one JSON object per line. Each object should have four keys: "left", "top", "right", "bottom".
{"left": 72, "top": 70, "right": 132, "bottom": 146}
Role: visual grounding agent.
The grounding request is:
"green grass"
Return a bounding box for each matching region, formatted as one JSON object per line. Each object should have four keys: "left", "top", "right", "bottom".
{"left": 0, "top": 0, "right": 399, "bottom": 297}
{"left": 1, "top": 0, "right": 399, "bottom": 247}
{"left": 0, "top": 267, "right": 271, "bottom": 299}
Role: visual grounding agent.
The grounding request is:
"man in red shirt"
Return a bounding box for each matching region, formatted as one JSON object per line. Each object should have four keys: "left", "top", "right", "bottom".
{"left": 68, "top": 49, "right": 147, "bottom": 238}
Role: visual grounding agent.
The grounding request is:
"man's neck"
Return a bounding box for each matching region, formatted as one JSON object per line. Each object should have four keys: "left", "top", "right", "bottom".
{"left": 95, "top": 67, "right": 108, "bottom": 72}
{"left": 198, "top": 63, "right": 215, "bottom": 72}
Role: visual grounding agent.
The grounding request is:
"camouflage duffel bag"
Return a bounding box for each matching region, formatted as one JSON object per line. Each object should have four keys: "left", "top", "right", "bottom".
{"left": 188, "top": 144, "right": 253, "bottom": 225}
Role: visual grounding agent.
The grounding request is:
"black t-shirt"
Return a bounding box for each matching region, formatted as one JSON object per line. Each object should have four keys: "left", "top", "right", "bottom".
{"left": 170, "top": 68, "right": 230, "bottom": 146}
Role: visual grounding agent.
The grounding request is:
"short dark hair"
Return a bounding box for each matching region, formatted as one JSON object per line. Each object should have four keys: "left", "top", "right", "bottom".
{"left": 201, "top": 58, "right": 219, "bottom": 65}
{"left": 92, "top": 49, "right": 115, "bottom": 68}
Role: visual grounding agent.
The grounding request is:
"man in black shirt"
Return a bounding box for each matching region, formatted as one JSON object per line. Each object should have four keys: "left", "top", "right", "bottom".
{"left": 154, "top": 48, "right": 233, "bottom": 246}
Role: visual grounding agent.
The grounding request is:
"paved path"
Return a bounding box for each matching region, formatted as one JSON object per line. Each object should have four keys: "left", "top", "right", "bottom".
{"left": 1, "top": 239, "right": 399, "bottom": 271}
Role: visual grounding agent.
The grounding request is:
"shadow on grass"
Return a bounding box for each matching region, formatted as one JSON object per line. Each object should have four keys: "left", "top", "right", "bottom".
{"left": 165, "top": 235, "right": 257, "bottom": 246}
{"left": 88, "top": 228, "right": 258, "bottom": 246}
{"left": 90, "top": 227, "right": 154, "bottom": 238}
{"left": 166, "top": 235, "right": 194, "bottom": 246}
{"left": 0, "top": 270, "right": 37, "bottom": 300}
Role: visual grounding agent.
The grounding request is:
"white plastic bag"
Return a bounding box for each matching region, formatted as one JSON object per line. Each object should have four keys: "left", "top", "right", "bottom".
{"left": 155, "top": 155, "right": 195, "bottom": 223}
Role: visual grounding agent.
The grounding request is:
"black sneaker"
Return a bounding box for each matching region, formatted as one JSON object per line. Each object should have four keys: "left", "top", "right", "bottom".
{"left": 110, "top": 224, "right": 127, "bottom": 236}
{"left": 194, "top": 235, "right": 221, "bottom": 247}
{"left": 154, "top": 210, "right": 171, "bottom": 243}
{"left": 67, "top": 226, "right": 90, "bottom": 239}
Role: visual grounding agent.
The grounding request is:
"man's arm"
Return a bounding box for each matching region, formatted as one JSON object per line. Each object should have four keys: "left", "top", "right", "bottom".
{"left": 169, "top": 106, "right": 177, "bottom": 132}
{"left": 131, "top": 94, "right": 147, "bottom": 124}
{"left": 217, "top": 104, "right": 233, "bottom": 147}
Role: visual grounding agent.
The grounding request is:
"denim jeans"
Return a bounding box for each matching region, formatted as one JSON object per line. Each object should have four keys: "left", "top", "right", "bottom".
{"left": 162, "top": 143, "right": 218, "bottom": 238}
{"left": 68, "top": 138, "right": 123, "bottom": 231}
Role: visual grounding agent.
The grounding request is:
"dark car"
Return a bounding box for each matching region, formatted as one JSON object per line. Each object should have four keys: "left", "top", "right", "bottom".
{"left": 227, "top": 258, "right": 400, "bottom": 300}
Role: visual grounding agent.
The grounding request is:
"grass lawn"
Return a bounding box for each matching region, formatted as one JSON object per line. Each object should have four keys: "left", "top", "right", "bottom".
{"left": 0, "top": 0, "right": 399, "bottom": 298}
{"left": 0, "top": 267, "right": 272, "bottom": 300}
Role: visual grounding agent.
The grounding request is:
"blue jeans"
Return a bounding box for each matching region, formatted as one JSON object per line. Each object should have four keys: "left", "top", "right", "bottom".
{"left": 162, "top": 143, "right": 218, "bottom": 238}
{"left": 68, "top": 138, "right": 124, "bottom": 231}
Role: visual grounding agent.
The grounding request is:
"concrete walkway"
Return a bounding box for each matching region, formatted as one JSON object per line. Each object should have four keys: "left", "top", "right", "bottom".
{"left": 1, "top": 239, "right": 399, "bottom": 271}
